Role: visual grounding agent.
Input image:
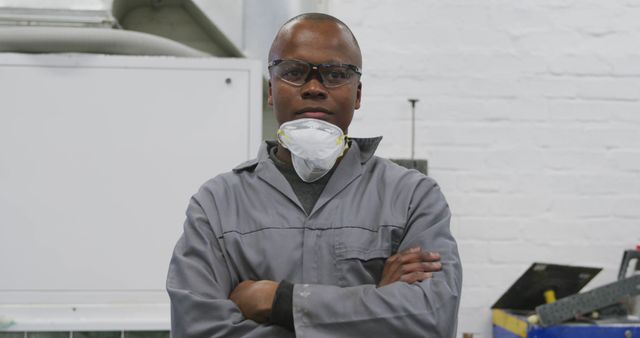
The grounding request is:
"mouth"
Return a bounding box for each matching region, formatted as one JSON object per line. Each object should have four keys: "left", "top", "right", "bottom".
{"left": 295, "top": 108, "right": 333, "bottom": 119}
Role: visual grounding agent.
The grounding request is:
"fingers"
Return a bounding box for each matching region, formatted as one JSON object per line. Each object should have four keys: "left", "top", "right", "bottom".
{"left": 391, "top": 247, "right": 441, "bottom": 264}
{"left": 398, "top": 261, "right": 442, "bottom": 274}
{"left": 378, "top": 247, "right": 442, "bottom": 287}
{"left": 420, "top": 250, "right": 441, "bottom": 262}
{"left": 400, "top": 271, "right": 433, "bottom": 284}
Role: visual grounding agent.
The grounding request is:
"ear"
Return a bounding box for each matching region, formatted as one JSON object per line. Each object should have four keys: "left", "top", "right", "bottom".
{"left": 267, "top": 80, "right": 274, "bottom": 106}
{"left": 354, "top": 81, "right": 362, "bottom": 110}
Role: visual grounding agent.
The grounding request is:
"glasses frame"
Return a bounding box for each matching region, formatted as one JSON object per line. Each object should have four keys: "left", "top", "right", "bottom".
{"left": 268, "top": 59, "right": 362, "bottom": 88}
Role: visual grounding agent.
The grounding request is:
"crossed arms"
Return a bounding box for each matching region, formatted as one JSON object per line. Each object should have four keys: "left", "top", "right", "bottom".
{"left": 167, "top": 178, "right": 462, "bottom": 337}
{"left": 229, "top": 247, "right": 443, "bottom": 325}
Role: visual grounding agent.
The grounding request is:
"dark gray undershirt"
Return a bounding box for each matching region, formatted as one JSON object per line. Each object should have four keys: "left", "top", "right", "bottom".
{"left": 268, "top": 144, "right": 335, "bottom": 215}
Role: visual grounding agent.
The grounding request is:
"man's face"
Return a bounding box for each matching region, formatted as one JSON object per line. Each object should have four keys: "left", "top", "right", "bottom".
{"left": 268, "top": 20, "right": 362, "bottom": 134}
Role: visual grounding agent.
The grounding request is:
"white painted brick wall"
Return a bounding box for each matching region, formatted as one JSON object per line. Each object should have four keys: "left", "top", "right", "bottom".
{"left": 328, "top": 1, "right": 640, "bottom": 337}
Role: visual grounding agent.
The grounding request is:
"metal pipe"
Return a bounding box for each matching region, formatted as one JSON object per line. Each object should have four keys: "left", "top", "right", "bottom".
{"left": 0, "top": 26, "right": 209, "bottom": 57}
{"left": 408, "top": 98, "right": 419, "bottom": 160}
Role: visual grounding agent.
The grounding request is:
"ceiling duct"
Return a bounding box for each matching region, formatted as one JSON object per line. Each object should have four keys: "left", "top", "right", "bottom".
{"left": 111, "top": 0, "right": 243, "bottom": 57}
{"left": 0, "top": 0, "right": 243, "bottom": 57}
{"left": 0, "top": 26, "right": 208, "bottom": 56}
{"left": 0, "top": 6, "right": 115, "bottom": 28}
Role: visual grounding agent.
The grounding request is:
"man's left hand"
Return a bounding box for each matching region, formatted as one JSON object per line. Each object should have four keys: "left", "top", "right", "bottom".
{"left": 377, "top": 247, "right": 442, "bottom": 287}
{"left": 229, "top": 280, "right": 279, "bottom": 323}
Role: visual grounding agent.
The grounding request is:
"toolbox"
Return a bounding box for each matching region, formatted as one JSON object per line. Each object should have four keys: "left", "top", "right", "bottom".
{"left": 492, "top": 262, "right": 640, "bottom": 338}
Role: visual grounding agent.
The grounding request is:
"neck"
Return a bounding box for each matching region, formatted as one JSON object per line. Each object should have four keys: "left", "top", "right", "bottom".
{"left": 275, "top": 144, "right": 293, "bottom": 164}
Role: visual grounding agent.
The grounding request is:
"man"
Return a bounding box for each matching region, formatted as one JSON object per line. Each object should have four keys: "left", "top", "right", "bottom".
{"left": 167, "top": 13, "right": 462, "bottom": 338}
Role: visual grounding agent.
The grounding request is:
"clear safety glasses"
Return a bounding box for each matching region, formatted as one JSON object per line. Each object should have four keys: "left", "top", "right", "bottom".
{"left": 268, "top": 59, "right": 362, "bottom": 88}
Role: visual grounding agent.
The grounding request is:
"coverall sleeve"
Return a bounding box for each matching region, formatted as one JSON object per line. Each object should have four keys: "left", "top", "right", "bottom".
{"left": 292, "top": 179, "right": 462, "bottom": 338}
{"left": 166, "top": 194, "right": 294, "bottom": 338}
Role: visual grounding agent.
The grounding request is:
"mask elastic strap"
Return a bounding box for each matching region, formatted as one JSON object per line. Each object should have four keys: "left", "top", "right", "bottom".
{"left": 276, "top": 129, "right": 290, "bottom": 148}
{"left": 339, "top": 135, "right": 349, "bottom": 156}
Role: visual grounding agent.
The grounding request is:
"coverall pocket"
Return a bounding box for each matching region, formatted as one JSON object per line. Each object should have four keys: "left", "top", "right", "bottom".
{"left": 334, "top": 227, "right": 394, "bottom": 287}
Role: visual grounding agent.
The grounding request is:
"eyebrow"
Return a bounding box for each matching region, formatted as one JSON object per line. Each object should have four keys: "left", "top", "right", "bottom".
{"left": 276, "top": 58, "right": 354, "bottom": 65}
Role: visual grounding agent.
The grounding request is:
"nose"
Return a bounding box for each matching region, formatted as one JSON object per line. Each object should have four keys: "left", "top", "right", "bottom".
{"left": 301, "top": 77, "right": 328, "bottom": 100}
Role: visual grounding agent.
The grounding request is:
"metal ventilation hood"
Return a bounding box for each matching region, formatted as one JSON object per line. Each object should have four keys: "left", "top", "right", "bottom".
{"left": 0, "top": 0, "right": 328, "bottom": 61}
{"left": 0, "top": 0, "right": 239, "bottom": 57}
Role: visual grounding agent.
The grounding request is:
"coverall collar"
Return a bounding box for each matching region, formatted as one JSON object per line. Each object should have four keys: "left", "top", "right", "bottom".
{"left": 233, "top": 137, "right": 383, "bottom": 216}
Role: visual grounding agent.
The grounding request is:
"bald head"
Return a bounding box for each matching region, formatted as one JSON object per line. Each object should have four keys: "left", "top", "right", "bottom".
{"left": 268, "top": 13, "right": 362, "bottom": 67}
{"left": 266, "top": 13, "right": 363, "bottom": 135}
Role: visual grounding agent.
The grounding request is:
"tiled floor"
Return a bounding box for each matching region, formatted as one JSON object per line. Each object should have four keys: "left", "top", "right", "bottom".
{"left": 27, "top": 334, "right": 70, "bottom": 338}
{"left": 123, "top": 332, "right": 169, "bottom": 338}
{"left": 72, "top": 333, "right": 120, "bottom": 338}
{"left": 0, "top": 332, "right": 170, "bottom": 338}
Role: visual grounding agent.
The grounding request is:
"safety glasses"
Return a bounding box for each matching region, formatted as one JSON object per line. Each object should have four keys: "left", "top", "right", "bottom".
{"left": 268, "top": 59, "right": 362, "bottom": 88}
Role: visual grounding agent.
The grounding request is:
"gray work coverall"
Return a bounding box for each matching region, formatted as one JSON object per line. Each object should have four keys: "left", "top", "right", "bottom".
{"left": 167, "top": 137, "right": 462, "bottom": 337}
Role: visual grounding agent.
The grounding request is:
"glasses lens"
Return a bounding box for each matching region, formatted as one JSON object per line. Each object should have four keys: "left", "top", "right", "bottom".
{"left": 274, "top": 60, "right": 309, "bottom": 86}
{"left": 319, "top": 65, "right": 356, "bottom": 87}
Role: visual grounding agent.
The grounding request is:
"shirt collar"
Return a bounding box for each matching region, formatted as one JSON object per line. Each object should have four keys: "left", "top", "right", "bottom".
{"left": 232, "top": 136, "right": 383, "bottom": 173}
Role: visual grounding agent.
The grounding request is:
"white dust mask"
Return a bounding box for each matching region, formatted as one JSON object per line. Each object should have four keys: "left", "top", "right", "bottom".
{"left": 277, "top": 118, "right": 348, "bottom": 182}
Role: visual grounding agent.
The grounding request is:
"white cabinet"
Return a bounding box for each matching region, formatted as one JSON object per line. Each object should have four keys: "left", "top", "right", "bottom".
{"left": 0, "top": 53, "right": 262, "bottom": 330}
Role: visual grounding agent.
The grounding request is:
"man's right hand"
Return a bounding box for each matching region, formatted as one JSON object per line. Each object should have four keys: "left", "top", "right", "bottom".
{"left": 377, "top": 247, "right": 442, "bottom": 288}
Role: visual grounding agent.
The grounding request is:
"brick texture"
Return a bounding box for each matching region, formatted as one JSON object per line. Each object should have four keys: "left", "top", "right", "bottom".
{"left": 329, "top": 1, "right": 640, "bottom": 337}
